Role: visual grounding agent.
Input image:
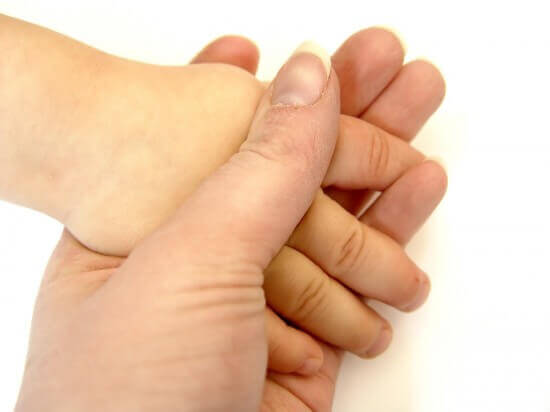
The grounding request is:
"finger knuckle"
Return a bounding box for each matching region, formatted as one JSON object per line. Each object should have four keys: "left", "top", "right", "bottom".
{"left": 365, "top": 126, "right": 390, "bottom": 179}
{"left": 333, "top": 223, "right": 368, "bottom": 276}
{"left": 291, "top": 274, "right": 329, "bottom": 323}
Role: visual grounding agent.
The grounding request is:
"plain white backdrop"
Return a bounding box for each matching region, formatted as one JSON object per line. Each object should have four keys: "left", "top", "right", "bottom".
{"left": 0, "top": 1, "right": 548, "bottom": 411}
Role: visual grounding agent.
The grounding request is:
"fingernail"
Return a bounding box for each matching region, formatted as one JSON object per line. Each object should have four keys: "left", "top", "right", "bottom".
{"left": 364, "top": 325, "right": 392, "bottom": 358}
{"left": 296, "top": 357, "right": 323, "bottom": 376}
{"left": 271, "top": 41, "right": 331, "bottom": 106}
{"left": 402, "top": 271, "right": 431, "bottom": 312}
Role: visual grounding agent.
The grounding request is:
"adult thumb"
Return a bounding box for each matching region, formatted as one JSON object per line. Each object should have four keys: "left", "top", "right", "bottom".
{"left": 144, "top": 42, "right": 340, "bottom": 271}
{"left": 110, "top": 42, "right": 340, "bottom": 412}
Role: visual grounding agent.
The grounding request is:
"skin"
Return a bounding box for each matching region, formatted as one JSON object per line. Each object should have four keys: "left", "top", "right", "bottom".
{"left": 16, "top": 54, "right": 345, "bottom": 411}
{"left": 163, "top": 32, "right": 449, "bottom": 411}
{"left": 1, "top": 15, "right": 447, "bottom": 410}
{"left": 207, "top": 32, "right": 447, "bottom": 411}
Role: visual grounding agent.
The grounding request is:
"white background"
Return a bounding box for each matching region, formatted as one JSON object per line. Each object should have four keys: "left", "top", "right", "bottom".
{"left": 1, "top": 1, "right": 549, "bottom": 411}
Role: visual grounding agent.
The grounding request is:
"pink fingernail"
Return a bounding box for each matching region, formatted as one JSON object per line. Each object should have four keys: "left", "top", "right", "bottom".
{"left": 271, "top": 41, "right": 331, "bottom": 107}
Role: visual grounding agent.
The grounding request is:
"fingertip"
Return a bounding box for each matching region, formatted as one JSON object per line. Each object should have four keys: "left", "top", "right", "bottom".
{"left": 216, "top": 35, "right": 260, "bottom": 71}
{"left": 421, "top": 158, "right": 449, "bottom": 200}
{"left": 271, "top": 41, "right": 331, "bottom": 106}
{"left": 266, "top": 310, "right": 324, "bottom": 376}
{"left": 362, "top": 322, "right": 393, "bottom": 359}
{"left": 332, "top": 27, "right": 405, "bottom": 116}
{"left": 191, "top": 35, "right": 260, "bottom": 74}
{"left": 217, "top": 35, "right": 260, "bottom": 54}
{"left": 360, "top": 158, "right": 448, "bottom": 245}
{"left": 364, "top": 26, "right": 407, "bottom": 58}
{"left": 335, "top": 27, "right": 405, "bottom": 65}
{"left": 400, "top": 270, "right": 431, "bottom": 312}
{"left": 294, "top": 332, "right": 324, "bottom": 376}
{"left": 361, "top": 58, "right": 446, "bottom": 140}
{"left": 405, "top": 59, "right": 447, "bottom": 106}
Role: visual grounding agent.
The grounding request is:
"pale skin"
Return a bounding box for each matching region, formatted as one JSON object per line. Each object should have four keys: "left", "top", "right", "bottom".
{"left": 1, "top": 14, "right": 447, "bottom": 411}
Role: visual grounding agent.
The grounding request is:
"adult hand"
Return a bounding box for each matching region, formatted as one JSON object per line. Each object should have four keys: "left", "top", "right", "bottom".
{"left": 16, "top": 44, "right": 339, "bottom": 412}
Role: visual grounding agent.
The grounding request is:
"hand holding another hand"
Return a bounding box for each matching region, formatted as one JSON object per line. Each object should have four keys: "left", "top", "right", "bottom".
{"left": 3, "top": 14, "right": 447, "bottom": 411}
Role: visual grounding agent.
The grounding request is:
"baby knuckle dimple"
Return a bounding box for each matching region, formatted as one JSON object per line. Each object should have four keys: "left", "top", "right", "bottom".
{"left": 291, "top": 273, "right": 329, "bottom": 323}
{"left": 332, "top": 223, "right": 368, "bottom": 277}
